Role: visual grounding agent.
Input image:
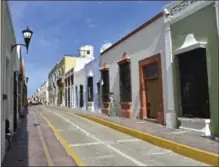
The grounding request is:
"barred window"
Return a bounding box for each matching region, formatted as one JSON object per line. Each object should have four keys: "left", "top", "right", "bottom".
{"left": 87, "top": 77, "right": 93, "bottom": 102}
{"left": 119, "top": 62, "right": 132, "bottom": 102}
{"left": 79, "top": 85, "right": 84, "bottom": 107}
{"left": 101, "top": 70, "right": 110, "bottom": 102}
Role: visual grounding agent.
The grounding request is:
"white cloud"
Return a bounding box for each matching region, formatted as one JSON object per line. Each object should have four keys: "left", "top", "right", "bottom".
{"left": 100, "top": 42, "right": 112, "bottom": 53}
{"left": 88, "top": 24, "right": 98, "bottom": 28}
{"left": 86, "top": 18, "right": 92, "bottom": 24}
{"left": 86, "top": 18, "right": 98, "bottom": 28}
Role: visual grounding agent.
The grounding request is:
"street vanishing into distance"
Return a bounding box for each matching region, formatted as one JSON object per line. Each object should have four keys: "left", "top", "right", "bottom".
{"left": 1, "top": 1, "right": 219, "bottom": 166}
{"left": 7, "top": 106, "right": 210, "bottom": 166}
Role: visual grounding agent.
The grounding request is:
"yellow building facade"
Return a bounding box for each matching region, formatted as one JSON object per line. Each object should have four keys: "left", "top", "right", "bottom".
{"left": 56, "top": 55, "right": 77, "bottom": 106}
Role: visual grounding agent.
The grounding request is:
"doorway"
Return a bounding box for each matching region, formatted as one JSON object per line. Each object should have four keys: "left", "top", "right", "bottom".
{"left": 97, "top": 82, "right": 101, "bottom": 108}
{"left": 79, "top": 85, "right": 84, "bottom": 108}
{"left": 13, "top": 71, "right": 18, "bottom": 132}
{"left": 75, "top": 86, "right": 78, "bottom": 108}
{"left": 139, "top": 54, "right": 164, "bottom": 124}
{"left": 67, "top": 87, "right": 70, "bottom": 107}
{"left": 177, "top": 48, "right": 210, "bottom": 118}
{"left": 143, "top": 62, "right": 160, "bottom": 119}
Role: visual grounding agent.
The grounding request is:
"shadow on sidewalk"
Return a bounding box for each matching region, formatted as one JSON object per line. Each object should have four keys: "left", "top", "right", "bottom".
{"left": 2, "top": 114, "right": 29, "bottom": 166}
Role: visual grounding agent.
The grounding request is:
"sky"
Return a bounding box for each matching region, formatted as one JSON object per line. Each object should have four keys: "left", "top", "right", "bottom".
{"left": 9, "top": 1, "right": 170, "bottom": 97}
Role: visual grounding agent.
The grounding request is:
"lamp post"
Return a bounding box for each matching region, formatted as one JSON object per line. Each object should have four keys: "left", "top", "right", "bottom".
{"left": 25, "top": 77, "right": 29, "bottom": 84}
{"left": 11, "top": 26, "right": 33, "bottom": 54}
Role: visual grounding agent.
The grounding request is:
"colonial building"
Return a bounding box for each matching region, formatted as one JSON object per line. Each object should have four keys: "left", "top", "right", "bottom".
{"left": 38, "top": 81, "right": 48, "bottom": 104}
{"left": 48, "top": 63, "right": 59, "bottom": 105}
{"left": 56, "top": 56, "right": 77, "bottom": 107}
{"left": 84, "top": 56, "right": 101, "bottom": 112}
{"left": 0, "top": 1, "right": 22, "bottom": 162}
{"left": 100, "top": 12, "right": 167, "bottom": 126}
{"left": 64, "top": 68, "right": 74, "bottom": 108}
{"left": 72, "top": 45, "right": 94, "bottom": 110}
{"left": 164, "top": 1, "right": 219, "bottom": 137}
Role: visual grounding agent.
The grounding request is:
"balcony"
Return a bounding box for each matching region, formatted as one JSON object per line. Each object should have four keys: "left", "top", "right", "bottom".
{"left": 57, "top": 76, "right": 64, "bottom": 87}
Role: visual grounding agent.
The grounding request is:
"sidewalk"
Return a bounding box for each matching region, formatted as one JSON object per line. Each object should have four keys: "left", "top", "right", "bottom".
{"left": 47, "top": 106, "right": 219, "bottom": 154}
{"left": 2, "top": 107, "right": 77, "bottom": 166}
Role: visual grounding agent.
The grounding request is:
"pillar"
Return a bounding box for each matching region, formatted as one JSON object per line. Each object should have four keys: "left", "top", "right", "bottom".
{"left": 164, "top": 22, "right": 177, "bottom": 128}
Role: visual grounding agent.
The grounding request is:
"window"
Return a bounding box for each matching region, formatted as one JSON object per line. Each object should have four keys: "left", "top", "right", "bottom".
{"left": 97, "top": 82, "right": 100, "bottom": 94}
{"left": 119, "top": 62, "right": 132, "bottom": 102}
{"left": 87, "top": 50, "right": 90, "bottom": 55}
{"left": 71, "top": 75, "right": 74, "bottom": 86}
{"left": 65, "top": 79, "right": 68, "bottom": 87}
{"left": 68, "top": 77, "right": 70, "bottom": 86}
{"left": 87, "top": 77, "right": 93, "bottom": 102}
{"left": 143, "top": 63, "right": 158, "bottom": 79}
{"left": 79, "top": 85, "right": 84, "bottom": 107}
{"left": 101, "top": 70, "right": 110, "bottom": 102}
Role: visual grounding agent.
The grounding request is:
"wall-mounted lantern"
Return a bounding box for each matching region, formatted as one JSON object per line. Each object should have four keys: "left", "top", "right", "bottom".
{"left": 11, "top": 26, "right": 33, "bottom": 54}
{"left": 25, "top": 77, "right": 29, "bottom": 84}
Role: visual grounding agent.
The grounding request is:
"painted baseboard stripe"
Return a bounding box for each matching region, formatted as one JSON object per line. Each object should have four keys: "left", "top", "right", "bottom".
{"left": 74, "top": 112, "right": 219, "bottom": 166}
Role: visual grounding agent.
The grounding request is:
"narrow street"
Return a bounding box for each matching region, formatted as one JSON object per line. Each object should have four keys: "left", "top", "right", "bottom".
{"left": 29, "top": 105, "right": 208, "bottom": 166}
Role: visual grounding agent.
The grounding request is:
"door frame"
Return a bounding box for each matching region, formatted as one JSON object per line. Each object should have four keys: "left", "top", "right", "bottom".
{"left": 138, "top": 53, "right": 164, "bottom": 124}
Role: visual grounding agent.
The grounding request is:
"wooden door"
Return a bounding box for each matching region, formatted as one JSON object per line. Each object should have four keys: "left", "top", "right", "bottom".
{"left": 143, "top": 62, "right": 160, "bottom": 119}
{"left": 145, "top": 78, "right": 160, "bottom": 119}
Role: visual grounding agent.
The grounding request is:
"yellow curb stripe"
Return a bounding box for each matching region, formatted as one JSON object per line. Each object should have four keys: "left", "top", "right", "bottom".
{"left": 37, "top": 125, "right": 54, "bottom": 167}
{"left": 40, "top": 112, "right": 86, "bottom": 167}
{"left": 31, "top": 109, "right": 54, "bottom": 167}
{"left": 74, "top": 112, "right": 219, "bottom": 166}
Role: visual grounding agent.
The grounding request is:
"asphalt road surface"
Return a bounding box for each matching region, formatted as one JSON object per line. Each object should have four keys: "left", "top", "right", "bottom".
{"left": 36, "top": 106, "right": 210, "bottom": 166}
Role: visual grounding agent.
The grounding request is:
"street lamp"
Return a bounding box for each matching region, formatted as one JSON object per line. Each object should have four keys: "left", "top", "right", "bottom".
{"left": 11, "top": 26, "right": 33, "bottom": 53}
{"left": 25, "top": 77, "right": 29, "bottom": 84}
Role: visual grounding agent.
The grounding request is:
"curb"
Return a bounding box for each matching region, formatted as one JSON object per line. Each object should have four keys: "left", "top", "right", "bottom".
{"left": 40, "top": 112, "right": 86, "bottom": 167}
{"left": 74, "top": 112, "right": 219, "bottom": 166}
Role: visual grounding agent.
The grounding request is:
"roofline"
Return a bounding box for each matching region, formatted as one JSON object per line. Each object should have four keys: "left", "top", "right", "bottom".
{"left": 100, "top": 12, "right": 164, "bottom": 56}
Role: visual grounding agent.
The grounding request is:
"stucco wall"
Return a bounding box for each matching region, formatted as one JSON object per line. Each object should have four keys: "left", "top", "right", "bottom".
{"left": 171, "top": 4, "right": 219, "bottom": 136}
{"left": 84, "top": 56, "right": 101, "bottom": 111}
{"left": 64, "top": 56, "right": 77, "bottom": 73}
{"left": 1, "top": 1, "right": 17, "bottom": 162}
{"left": 74, "top": 68, "right": 86, "bottom": 109}
{"left": 101, "top": 15, "right": 167, "bottom": 118}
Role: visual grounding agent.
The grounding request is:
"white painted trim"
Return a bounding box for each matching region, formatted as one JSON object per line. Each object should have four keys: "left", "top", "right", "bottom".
{"left": 164, "top": 23, "right": 177, "bottom": 128}
{"left": 87, "top": 70, "right": 93, "bottom": 77}
{"left": 173, "top": 34, "right": 207, "bottom": 55}
{"left": 166, "top": 1, "right": 214, "bottom": 25}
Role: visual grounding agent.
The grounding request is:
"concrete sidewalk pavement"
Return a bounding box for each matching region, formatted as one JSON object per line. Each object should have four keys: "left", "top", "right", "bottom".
{"left": 46, "top": 105, "right": 219, "bottom": 166}
{"left": 2, "top": 107, "right": 77, "bottom": 167}
{"left": 38, "top": 106, "right": 209, "bottom": 166}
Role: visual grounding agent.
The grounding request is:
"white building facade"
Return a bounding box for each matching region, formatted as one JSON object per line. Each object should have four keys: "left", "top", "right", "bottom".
{"left": 48, "top": 64, "right": 59, "bottom": 105}
{"left": 72, "top": 46, "right": 95, "bottom": 110}
{"left": 100, "top": 13, "right": 167, "bottom": 125}
{"left": 38, "top": 81, "right": 49, "bottom": 104}
{"left": 0, "top": 1, "right": 21, "bottom": 162}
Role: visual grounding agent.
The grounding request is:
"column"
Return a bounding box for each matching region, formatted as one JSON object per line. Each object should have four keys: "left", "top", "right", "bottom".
{"left": 164, "top": 22, "right": 177, "bottom": 128}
